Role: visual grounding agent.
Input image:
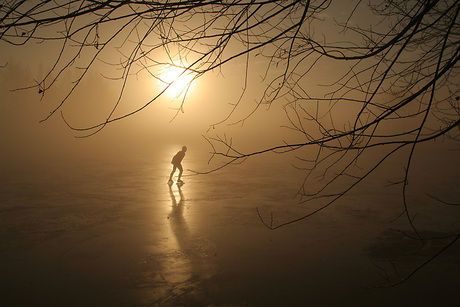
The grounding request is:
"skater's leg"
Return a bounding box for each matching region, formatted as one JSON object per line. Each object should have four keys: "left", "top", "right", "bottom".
{"left": 177, "top": 164, "right": 184, "bottom": 182}
{"left": 169, "top": 165, "right": 177, "bottom": 181}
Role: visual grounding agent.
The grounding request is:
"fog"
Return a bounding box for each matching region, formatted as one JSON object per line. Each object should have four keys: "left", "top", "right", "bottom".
{"left": 1, "top": 2, "right": 459, "bottom": 304}
{"left": 0, "top": 53, "right": 308, "bottom": 173}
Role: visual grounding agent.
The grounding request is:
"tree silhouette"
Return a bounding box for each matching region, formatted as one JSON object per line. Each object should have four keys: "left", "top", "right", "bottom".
{"left": 1, "top": 0, "right": 459, "bottom": 286}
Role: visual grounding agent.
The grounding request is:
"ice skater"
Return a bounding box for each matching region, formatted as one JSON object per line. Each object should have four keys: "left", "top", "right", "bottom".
{"left": 168, "top": 146, "right": 187, "bottom": 184}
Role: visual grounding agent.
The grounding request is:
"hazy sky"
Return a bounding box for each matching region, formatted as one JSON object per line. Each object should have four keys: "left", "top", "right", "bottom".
{"left": 1, "top": 1, "right": 456, "bottom": 170}
{"left": 1, "top": 2, "right": 349, "bottom": 163}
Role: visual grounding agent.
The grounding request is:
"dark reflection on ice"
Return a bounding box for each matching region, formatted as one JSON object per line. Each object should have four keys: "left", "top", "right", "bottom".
{"left": 167, "top": 182, "right": 194, "bottom": 283}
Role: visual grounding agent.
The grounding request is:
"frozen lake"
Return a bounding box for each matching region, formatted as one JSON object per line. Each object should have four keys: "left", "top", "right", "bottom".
{"left": 1, "top": 146, "right": 459, "bottom": 306}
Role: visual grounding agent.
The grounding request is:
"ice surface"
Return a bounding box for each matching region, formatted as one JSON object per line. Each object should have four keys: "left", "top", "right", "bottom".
{"left": 1, "top": 148, "right": 459, "bottom": 306}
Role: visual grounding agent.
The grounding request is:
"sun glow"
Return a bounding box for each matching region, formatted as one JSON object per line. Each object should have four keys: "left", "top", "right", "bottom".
{"left": 159, "top": 64, "right": 196, "bottom": 99}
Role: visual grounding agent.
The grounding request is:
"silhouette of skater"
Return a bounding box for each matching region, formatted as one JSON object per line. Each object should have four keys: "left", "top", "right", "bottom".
{"left": 168, "top": 146, "right": 187, "bottom": 183}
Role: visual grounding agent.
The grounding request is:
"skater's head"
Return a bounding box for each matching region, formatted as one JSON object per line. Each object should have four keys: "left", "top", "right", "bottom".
{"left": 182, "top": 146, "right": 187, "bottom": 152}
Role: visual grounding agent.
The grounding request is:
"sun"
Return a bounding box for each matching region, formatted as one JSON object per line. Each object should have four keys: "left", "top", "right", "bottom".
{"left": 159, "top": 64, "right": 196, "bottom": 99}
